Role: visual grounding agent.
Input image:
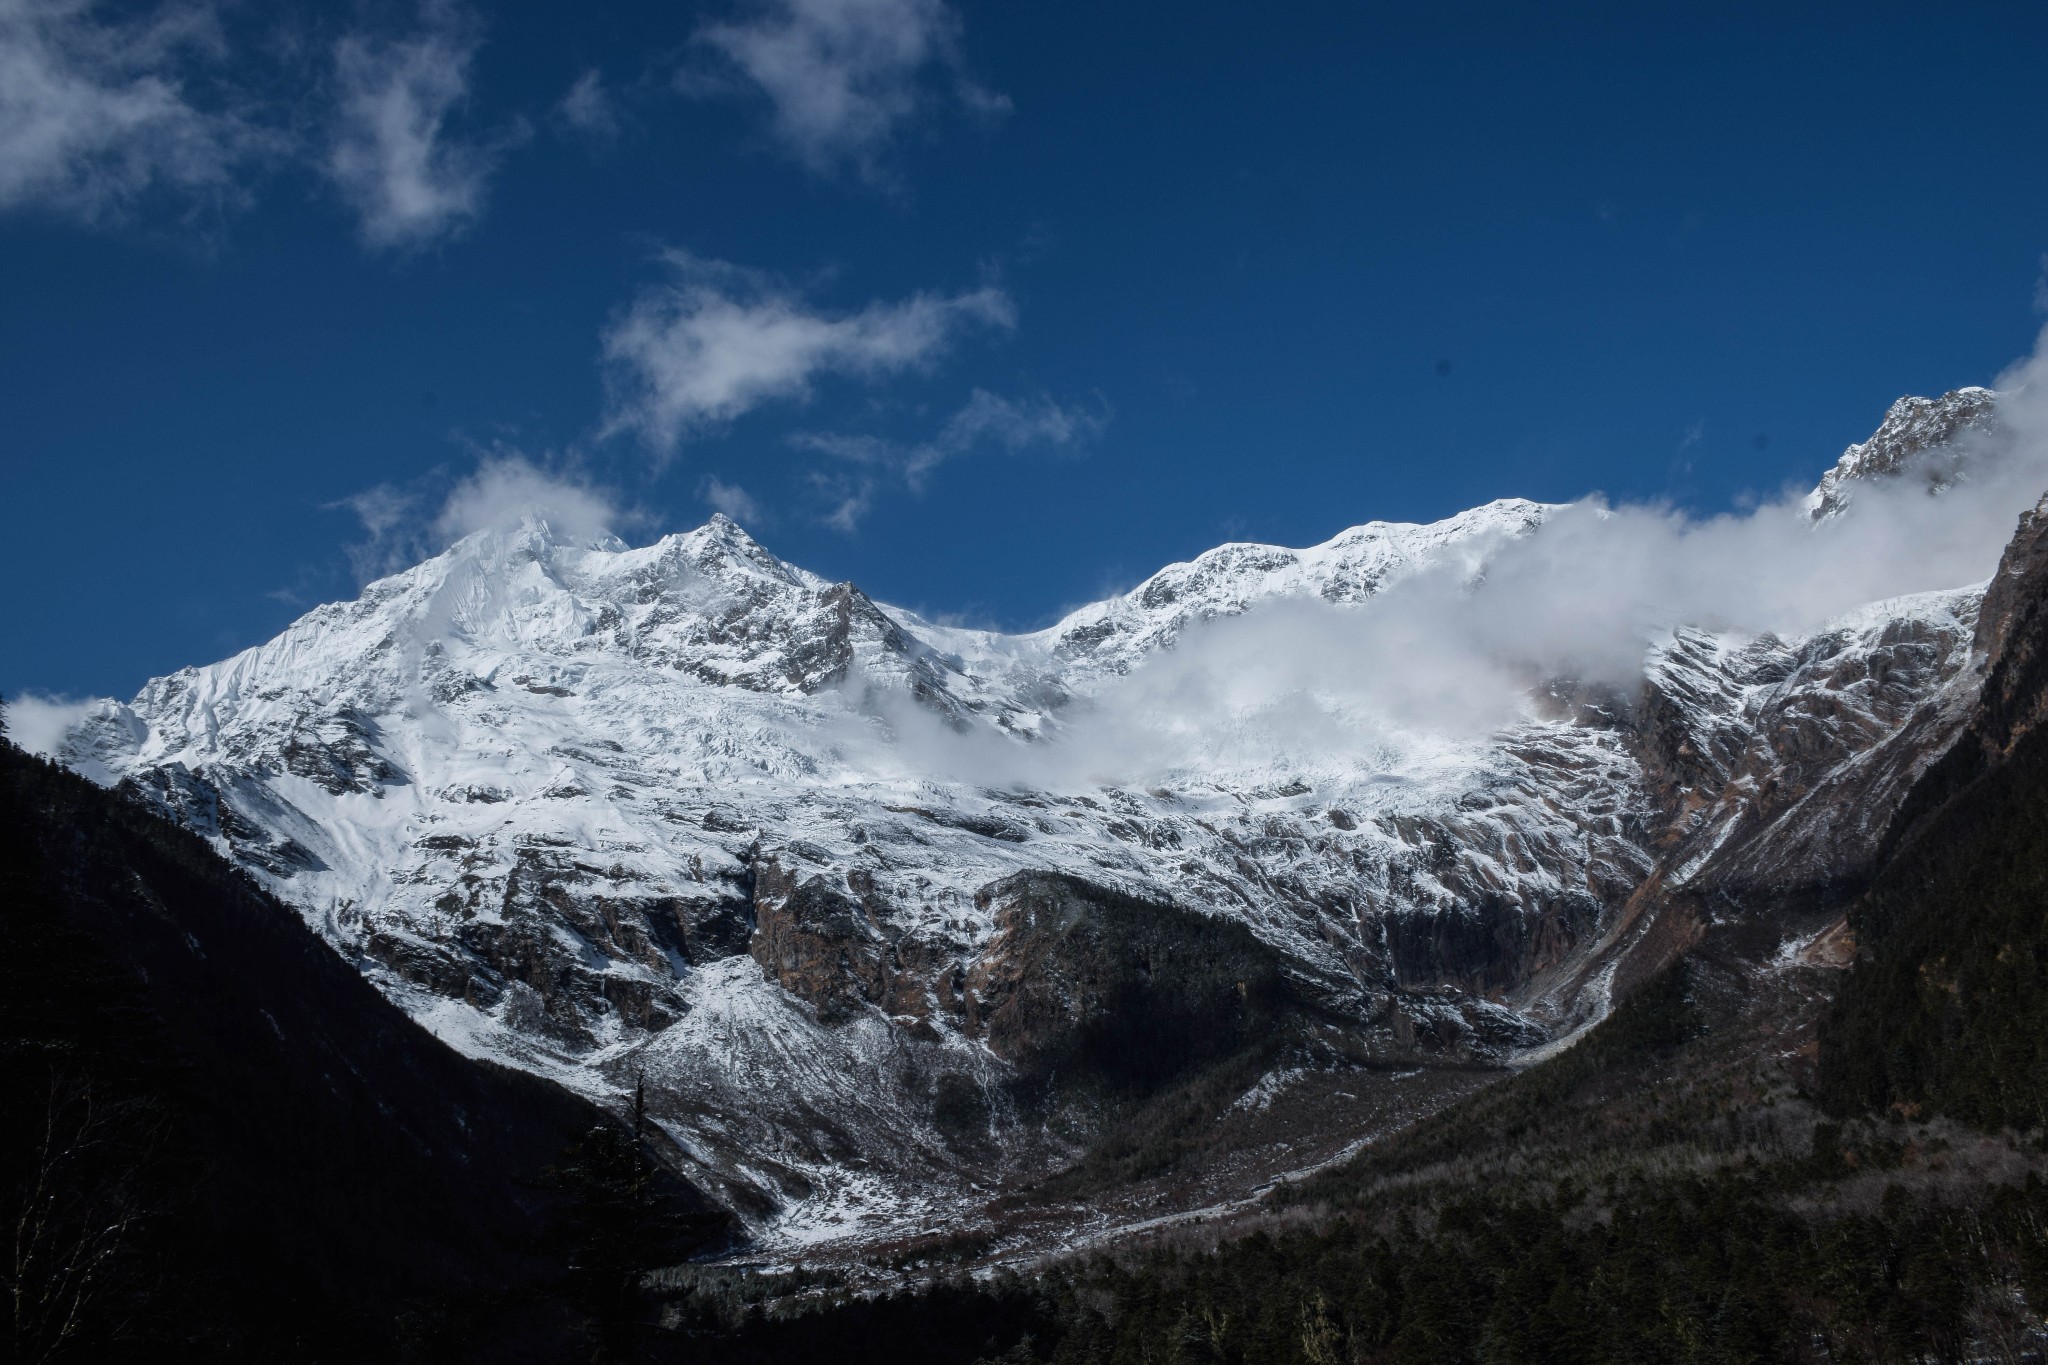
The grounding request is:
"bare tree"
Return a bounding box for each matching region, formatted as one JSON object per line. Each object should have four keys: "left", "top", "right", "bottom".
{"left": 7, "top": 1072, "right": 161, "bottom": 1364}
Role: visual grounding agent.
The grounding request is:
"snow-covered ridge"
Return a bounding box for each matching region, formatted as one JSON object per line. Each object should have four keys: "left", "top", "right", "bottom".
{"left": 35, "top": 389, "right": 2017, "bottom": 1250}
{"left": 1018, "top": 498, "right": 1551, "bottom": 683}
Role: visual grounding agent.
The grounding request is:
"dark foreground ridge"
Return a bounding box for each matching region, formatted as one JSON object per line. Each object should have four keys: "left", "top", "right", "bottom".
{"left": 0, "top": 735, "right": 721, "bottom": 1362}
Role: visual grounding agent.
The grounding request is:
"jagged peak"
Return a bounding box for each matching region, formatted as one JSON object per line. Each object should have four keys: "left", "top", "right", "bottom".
{"left": 679, "top": 511, "right": 770, "bottom": 555}
{"left": 651, "top": 513, "right": 821, "bottom": 593}
{"left": 1164, "top": 498, "right": 1536, "bottom": 591}
{"left": 1022, "top": 497, "right": 1555, "bottom": 672}
{"left": 1808, "top": 386, "right": 2005, "bottom": 520}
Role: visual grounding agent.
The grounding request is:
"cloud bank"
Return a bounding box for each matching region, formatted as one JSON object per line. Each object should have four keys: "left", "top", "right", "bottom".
{"left": 689, "top": 0, "right": 1002, "bottom": 177}
{"left": 600, "top": 249, "right": 1013, "bottom": 454}
{"left": 849, "top": 335, "right": 2048, "bottom": 793}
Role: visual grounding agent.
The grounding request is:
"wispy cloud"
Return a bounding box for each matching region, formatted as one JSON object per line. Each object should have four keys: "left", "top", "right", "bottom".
{"left": 797, "top": 388, "right": 1108, "bottom": 530}
{"left": 331, "top": 453, "right": 625, "bottom": 582}
{"left": 331, "top": 480, "right": 423, "bottom": 581}
{"left": 0, "top": 0, "right": 271, "bottom": 222}
{"left": 324, "top": 2, "right": 517, "bottom": 249}
{"left": 686, "top": 0, "right": 1004, "bottom": 178}
{"left": 555, "top": 67, "right": 620, "bottom": 139}
{"left": 2, "top": 691, "right": 97, "bottom": 757}
{"left": 802, "top": 463, "right": 879, "bottom": 533}
{"left": 699, "top": 474, "right": 764, "bottom": 525}
{"left": 327, "top": 480, "right": 427, "bottom": 582}
{"left": 599, "top": 249, "right": 1013, "bottom": 454}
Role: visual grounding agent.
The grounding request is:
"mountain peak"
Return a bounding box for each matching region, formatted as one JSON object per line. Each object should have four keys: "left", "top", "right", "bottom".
{"left": 1808, "top": 386, "right": 2004, "bottom": 519}
{"left": 689, "top": 511, "right": 766, "bottom": 552}
{"left": 438, "top": 512, "right": 628, "bottom": 567}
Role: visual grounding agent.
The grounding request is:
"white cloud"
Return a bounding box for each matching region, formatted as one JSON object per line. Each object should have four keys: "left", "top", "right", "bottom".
{"left": 334, "top": 455, "right": 624, "bottom": 582}
{"left": 796, "top": 387, "right": 1106, "bottom": 529}
{"left": 556, "top": 67, "right": 619, "bottom": 138}
{"left": 434, "top": 455, "right": 620, "bottom": 544}
{"left": 3, "top": 691, "right": 99, "bottom": 759}
{"left": 0, "top": 0, "right": 268, "bottom": 221}
{"left": 600, "top": 249, "right": 1013, "bottom": 453}
{"left": 699, "top": 474, "right": 763, "bottom": 525}
{"left": 689, "top": 0, "right": 1003, "bottom": 176}
{"left": 324, "top": 3, "right": 513, "bottom": 249}
{"left": 328, "top": 480, "right": 424, "bottom": 581}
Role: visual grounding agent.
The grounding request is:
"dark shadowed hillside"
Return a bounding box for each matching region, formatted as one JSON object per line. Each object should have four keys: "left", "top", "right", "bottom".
{"left": 0, "top": 734, "right": 718, "bottom": 1363}
{"left": 1820, "top": 497, "right": 2048, "bottom": 1132}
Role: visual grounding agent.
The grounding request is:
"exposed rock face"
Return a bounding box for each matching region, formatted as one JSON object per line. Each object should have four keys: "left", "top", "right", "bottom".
{"left": 1482, "top": 386, "right": 2019, "bottom": 1026}
{"left": 1633, "top": 596, "right": 1981, "bottom": 903}
{"left": 1513, "top": 591, "right": 1987, "bottom": 1025}
{"left": 1963, "top": 492, "right": 2048, "bottom": 757}
{"left": 1877, "top": 492, "right": 2048, "bottom": 859}
{"left": 38, "top": 390, "right": 2040, "bottom": 1251}
{"left": 749, "top": 856, "right": 912, "bottom": 1026}
{"left": 963, "top": 872, "right": 1296, "bottom": 1086}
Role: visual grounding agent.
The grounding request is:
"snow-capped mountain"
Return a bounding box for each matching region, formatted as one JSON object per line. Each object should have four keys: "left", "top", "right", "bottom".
{"left": 42, "top": 386, "right": 2023, "bottom": 1252}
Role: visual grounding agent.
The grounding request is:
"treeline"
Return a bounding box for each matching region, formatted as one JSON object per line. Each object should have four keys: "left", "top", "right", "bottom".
{"left": 973, "top": 1169, "right": 2048, "bottom": 1364}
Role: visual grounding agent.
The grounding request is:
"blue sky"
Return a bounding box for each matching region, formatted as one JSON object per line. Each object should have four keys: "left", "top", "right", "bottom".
{"left": 6, "top": 0, "right": 2048, "bottom": 701}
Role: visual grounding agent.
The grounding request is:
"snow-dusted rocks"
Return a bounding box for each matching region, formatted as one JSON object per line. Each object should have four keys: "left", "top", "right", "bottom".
{"left": 1808, "top": 386, "right": 2003, "bottom": 520}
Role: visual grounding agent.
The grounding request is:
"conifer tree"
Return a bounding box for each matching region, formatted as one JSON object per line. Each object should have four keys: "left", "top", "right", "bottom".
{"left": 545, "top": 1077, "right": 716, "bottom": 1362}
